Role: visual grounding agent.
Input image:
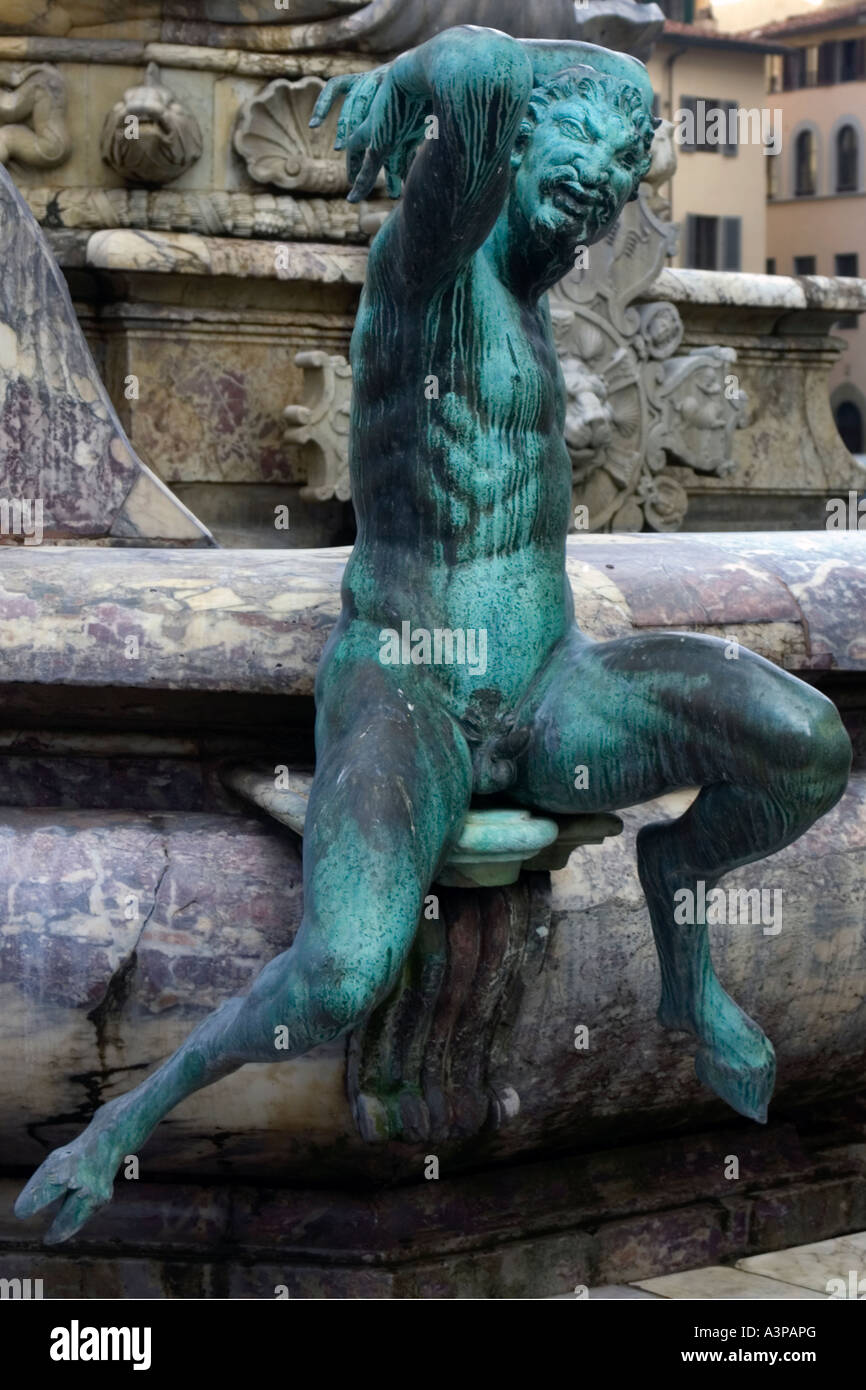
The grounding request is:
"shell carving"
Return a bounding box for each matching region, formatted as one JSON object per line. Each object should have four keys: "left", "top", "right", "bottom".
{"left": 233, "top": 77, "right": 348, "bottom": 195}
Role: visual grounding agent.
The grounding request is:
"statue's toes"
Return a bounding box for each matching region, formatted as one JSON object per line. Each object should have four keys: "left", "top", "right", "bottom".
{"left": 44, "top": 1186, "right": 111, "bottom": 1246}
{"left": 15, "top": 1142, "right": 115, "bottom": 1240}
{"left": 14, "top": 1148, "right": 79, "bottom": 1218}
{"left": 695, "top": 1040, "right": 776, "bottom": 1124}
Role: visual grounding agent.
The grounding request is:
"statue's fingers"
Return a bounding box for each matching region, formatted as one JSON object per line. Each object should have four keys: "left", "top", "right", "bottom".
{"left": 346, "top": 135, "right": 367, "bottom": 189}
{"left": 309, "top": 73, "right": 357, "bottom": 128}
{"left": 361, "top": 80, "right": 407, "bottom": 159}
{"left": 384, "top": 154, "right": 402, "bottom": 199}
{"left": 348, "top": 147, "right": 384, "bottom": 203}
{"left": 344, "top": 97, "right": 395, "bottom": 184}
{"left": 346, "top": 122, "right": 383, "bottom": 189}
{"left": 335, "top": 72, "right": 382, "bottom": 151}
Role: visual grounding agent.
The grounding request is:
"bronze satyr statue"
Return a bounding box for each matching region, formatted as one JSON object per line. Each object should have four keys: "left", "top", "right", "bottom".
{"left": 17, "top": 26, "right": 851, "bottom": 1243}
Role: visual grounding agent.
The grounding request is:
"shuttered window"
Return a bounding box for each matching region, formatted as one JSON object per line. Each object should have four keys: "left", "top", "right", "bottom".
{"left": 722, "top": 217, "right": 742, "bottom": 271}
{"left": 834, "top": 253, "right": 859, "bottom": 328}
{"left": 684, "top": 215, "right": 741, "bottom": 271}
{"left": 795, "top": 129, "right": 817, "bottom": 195}
{"left": 818, "top": 42, "right": 837, "bottom": 85}
{"left": 685, "top": 214, "right": 717, "bottom": 268}
{"left": 721, "top": 101, "right": 738, "bottom": 157}
{"left": 837, "top": 124, "right": 859, "bottom": 192}
{"left": 840, "top": 39, "right": 866, "bottom": 82}
{"left": 783, "top": 50, "right": 807, "bottom": 90}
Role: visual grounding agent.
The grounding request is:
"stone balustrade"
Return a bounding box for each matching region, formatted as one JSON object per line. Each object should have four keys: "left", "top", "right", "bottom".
{"left": 647, "top": 270, "right": 866, "bottom": 529}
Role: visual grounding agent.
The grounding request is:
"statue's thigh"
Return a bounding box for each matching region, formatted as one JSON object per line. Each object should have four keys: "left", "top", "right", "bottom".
{"left": 511, "top": 628, "right": 825, "bottom": 813}
{"left": 300, "top": 662, "right": 473, "bottom": 949}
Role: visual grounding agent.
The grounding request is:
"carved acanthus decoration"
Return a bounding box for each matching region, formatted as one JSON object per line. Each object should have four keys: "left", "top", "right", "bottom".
{"left": 0, "top": 63, "right": 69, "bottom": 170}
{"left": 234, "top": 76, "right": 349, "bottom": 195}
{"left": 284, "top": 350, "right": 353, "bottom": 503}
{"left": 100, "top": 63, "right": 202, "bottom": 187}
{"left": 549, "top": 180, "right": 745, "bottom": 533}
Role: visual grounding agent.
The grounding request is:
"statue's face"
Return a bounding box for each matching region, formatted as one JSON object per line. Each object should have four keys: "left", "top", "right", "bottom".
{"left": 514, "top": 96, "right": 645, "bottom": 248}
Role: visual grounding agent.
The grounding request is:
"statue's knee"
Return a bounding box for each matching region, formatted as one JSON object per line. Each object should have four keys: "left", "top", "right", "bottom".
{"left": 792, "top": 694, "right": 852, "bottom": 810}
{"left": 812, "top": 702, "right": 852, "bottom": 796}
{"left": 306, "top": 958, "right": 387, "bottom": 1039}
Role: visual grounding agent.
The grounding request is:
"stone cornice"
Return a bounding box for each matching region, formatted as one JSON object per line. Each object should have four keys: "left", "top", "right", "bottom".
{"left": 0, "top": 37, "right": 376, "bottom": 75}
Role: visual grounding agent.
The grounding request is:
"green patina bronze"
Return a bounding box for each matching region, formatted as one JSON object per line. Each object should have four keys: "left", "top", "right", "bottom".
{"left": 17, "top": 26, "right": 851, "bottom": 1243}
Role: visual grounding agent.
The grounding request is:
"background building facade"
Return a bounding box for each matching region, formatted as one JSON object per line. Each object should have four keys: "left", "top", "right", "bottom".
{"left": 646, "top": 20, "right": 784, "bottom": 273}
{"left": 755, "top": 1, "right": 866, "bottom": 452}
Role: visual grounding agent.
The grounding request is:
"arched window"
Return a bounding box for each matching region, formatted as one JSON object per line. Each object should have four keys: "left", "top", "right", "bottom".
{"left": 795, "top": 129, "right": 817, "bottom": 194}
{"left": 837, "top": 124, "right": 858, "bottom": 192}
{"left": 835, "top": 401, "right": 864, "bottom": 454}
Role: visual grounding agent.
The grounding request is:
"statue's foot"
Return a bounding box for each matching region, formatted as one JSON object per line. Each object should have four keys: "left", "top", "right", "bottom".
{"left": 15, "top": 1097, "right": 131, "bottom": 1243}
{"left": 659, "top": 984, "right": 776, "bottom": 1123}
{"left": 695, "top": 1036, "right": 775, "bottom": 1124}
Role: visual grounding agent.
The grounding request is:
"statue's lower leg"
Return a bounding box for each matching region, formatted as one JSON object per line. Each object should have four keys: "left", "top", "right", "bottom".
{"left": 17, "top": 673, "right": 472, "bottom": 1242}
{"left": 637, "top": 797, "right": 775, "bottom": 1123}
{"left": 509, "top": 629, "right": 852, "bottom": 1123}
{"left": 16, "top": 996, "right": 249, "bottom": 1242}
{"left": 17, "top": 925, "right": 397, "bottom": 1243}
{"left": 636, "top": 760, "right": 849, "bottom": 1121}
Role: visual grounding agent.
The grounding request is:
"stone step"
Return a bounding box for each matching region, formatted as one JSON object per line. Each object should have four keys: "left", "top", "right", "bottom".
{"left": 581, "top": 1229, "right": 866, "bottom": 1299}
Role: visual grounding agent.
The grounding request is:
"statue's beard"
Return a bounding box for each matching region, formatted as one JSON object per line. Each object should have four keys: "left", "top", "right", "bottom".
{"left": 533, "top": 176, "right": 617, "bottom": 251}
{"left": 533, "top": 201, "right": 587, "bottom": 247}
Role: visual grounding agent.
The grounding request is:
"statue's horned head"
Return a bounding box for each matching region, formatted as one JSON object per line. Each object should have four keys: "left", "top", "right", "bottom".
{"left": 511, "top": 66, "right": 658, "bottom": 247}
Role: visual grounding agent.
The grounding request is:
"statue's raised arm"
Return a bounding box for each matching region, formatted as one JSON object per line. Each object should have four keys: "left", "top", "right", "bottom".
{"left": 311, "top": 27, "right": 656, "bottom": 294}
{"left": 312, "top": 27, "right": 534, "bottom": 292}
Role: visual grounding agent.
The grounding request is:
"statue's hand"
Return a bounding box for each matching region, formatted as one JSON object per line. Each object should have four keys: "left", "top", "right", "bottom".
{"left": 311, "top": 64, "right": 428, "bottom": 202}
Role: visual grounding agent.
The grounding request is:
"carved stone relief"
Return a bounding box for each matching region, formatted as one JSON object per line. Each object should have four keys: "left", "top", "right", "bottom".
{"left": 100, "top": 62, "right": 202, "bottom": 187}
{"left": 233, "top": 75, "right": 348, "bottom": 195}
{"left": 284, "top": 350, "right": 352, "bottom": 503}
{"left": 0, "top": 62, "right": 70, "bottom": 170}
{"left": 21, "top": 185, "right": 388, "bottom": 243}
{"left": 549, "top": 188, "right": 745, "bottom": 533}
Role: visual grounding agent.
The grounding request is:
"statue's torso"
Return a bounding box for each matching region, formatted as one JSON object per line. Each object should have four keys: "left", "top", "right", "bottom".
{"left": 329, "top": 237, "right": 575, "bottom": 716}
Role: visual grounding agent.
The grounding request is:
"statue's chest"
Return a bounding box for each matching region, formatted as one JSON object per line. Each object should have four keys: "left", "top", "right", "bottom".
{"left": 425, "top": 271, "right": 557, "bottom": 424}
